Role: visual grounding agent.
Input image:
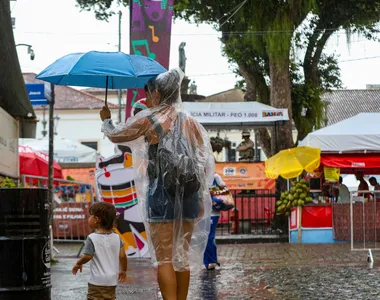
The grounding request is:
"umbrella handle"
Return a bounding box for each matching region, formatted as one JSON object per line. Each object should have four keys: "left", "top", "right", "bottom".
{"left": 105, "top": 76, "right": 109, "bottom": 106}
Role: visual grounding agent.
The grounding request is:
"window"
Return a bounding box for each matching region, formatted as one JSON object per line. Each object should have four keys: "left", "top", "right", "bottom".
{"left": 81, "top": 141, "right": 98, "bottom": 151}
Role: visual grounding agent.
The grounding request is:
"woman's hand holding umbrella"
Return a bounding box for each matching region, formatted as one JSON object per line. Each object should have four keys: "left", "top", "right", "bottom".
{"left": 100, "top": 104, "right": 111, "bottom": 121}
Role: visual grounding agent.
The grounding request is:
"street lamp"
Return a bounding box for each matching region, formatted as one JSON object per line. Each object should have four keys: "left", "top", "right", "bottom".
{"left": 16, "top": 43, "right": 35, "bottom": 60}
{"left": 53, "top": 115, "right": 60, "bottom": 135}
{"left": 41, "top": 109, "right": 60, "bottom": 137}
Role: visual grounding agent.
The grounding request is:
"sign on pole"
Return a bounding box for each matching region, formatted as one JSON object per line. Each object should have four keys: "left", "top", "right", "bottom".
{"left": 25, "top": 84, "right": 49, "bottom": 106}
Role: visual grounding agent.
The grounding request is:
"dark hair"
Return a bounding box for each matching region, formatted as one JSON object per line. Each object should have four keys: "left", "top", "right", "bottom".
{"left": 144, "top": 84, "right": 149, "bottom": 93}
{"left": 369, "top": 177, "right": 377, "bottom": 183}
{"left": 89, "top": 202, "right": 116, "bottom": 230}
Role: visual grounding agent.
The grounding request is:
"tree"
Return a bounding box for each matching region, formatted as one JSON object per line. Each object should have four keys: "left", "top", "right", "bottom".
{"left": 76, "top": 0, "right": 380, "bottom": 155}
{"left": 293, "top": 0, "right": 380, "bottom": 141}
{"left": 0, "top": 1, "right": 35, "bottom": 121}
{"left": 176, "top": 0, "right": 380, "bottom": 154}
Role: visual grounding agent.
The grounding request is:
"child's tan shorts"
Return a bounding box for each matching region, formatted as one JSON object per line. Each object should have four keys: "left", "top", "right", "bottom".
{"left": 88, "top": 283, "right": 116, "bottom": 300}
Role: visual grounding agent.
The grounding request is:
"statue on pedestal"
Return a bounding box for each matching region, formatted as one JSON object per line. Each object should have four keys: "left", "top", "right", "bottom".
{"left": 189, "top": 81, "right": 197, "bottom": 95}
{"left": 179, "top": 42, "right": 186, "bottom": 74}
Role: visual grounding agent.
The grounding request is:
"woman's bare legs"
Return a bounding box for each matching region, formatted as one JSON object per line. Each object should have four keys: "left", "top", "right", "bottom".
{"left": 150, "top": 221, "right": 194, "bottom": 300}
{"left": 158, "top": 264, "right": 177, "bottom": 300}
{"left": 175, "top": 221, "right": 194, "bottom": 300}
{"left": 150, "top": 222, "right": 177, "bottom": 300}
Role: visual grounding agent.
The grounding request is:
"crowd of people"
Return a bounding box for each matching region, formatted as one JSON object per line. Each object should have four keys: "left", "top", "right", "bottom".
{"left": 333, "top": 172, "right": 380, "bottom": 203}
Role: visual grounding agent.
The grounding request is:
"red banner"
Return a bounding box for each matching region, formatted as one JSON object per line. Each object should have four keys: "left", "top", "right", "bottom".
{"left": 126, "top": 0, "right": 174, "bottom": 119}
{"left": 301, "top": 206, "right": 332, "bottom": 228}
{"left": 321, "top": 153, "right": 380, "bottom": 173}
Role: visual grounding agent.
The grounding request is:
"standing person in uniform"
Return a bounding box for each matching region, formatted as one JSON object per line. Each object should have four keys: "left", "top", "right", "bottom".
{"left": 100, "top": 68, "right": 214, "bottom": 300}
{"left": 72, "top": 202, "right": 127, "bottom": 300}
{"left": 236, "top": 130, "right": 254, "bottom": 161}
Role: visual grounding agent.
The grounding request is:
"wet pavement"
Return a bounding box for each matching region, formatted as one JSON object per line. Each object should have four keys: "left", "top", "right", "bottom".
{"left": 52, "top": 243, "right": 380, "bottom": 299}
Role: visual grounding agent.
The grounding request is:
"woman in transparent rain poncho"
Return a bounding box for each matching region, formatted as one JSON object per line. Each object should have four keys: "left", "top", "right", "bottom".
{"left": 100, "top": 68, "right": 214, "bottom": 300}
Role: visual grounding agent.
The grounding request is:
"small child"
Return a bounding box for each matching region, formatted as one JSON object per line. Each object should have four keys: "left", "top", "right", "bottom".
{"left": 72, "top": 202, "right": 127, "bottom": 300}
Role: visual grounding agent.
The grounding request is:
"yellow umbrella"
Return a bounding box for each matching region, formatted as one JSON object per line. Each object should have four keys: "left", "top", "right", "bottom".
{"left": 265, "top": 146, "right": 321, "bottom": 179}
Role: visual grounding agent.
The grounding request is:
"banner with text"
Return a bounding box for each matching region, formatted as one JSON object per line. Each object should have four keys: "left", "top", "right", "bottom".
{"left": 126, "top": 0, "right": 174, "bottom": 119}
{"left": 215, "top": 162, "right": 275, "bottom": 190}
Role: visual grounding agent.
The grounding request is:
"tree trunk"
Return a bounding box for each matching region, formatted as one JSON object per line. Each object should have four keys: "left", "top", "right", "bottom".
{"left": 244, "top": 84, "right": 256, "bottom": 102}
{"left": 254, "top": 128, "right": 271, "bottom": 158}
{"left": 0, "top": 1, "right": 35, "bottom": 120}
{"left": 269, "top": 55, "right": 294, "bottom": 153}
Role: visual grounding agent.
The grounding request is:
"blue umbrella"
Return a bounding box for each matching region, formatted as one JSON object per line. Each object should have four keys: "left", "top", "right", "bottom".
{"left": 36, "top": 51, "right": 166, "bottom": 104}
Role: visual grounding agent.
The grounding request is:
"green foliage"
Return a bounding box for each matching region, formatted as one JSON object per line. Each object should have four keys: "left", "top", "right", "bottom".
{"left": 76, "top": 0, "right": 128, "bottom": 20}
{"left": 0, "top": 177, "right": 23, "bottom": 188}
{"left": 291, "top": 53, "right": 343, "bottom": 141}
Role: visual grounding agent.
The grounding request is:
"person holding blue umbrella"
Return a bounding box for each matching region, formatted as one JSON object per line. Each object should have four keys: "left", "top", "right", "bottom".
{"left": 100, "top": 68, "right": 215, "bottom": 300}
{"left": 36, "top": 51, "right": 167, "bottom": 105}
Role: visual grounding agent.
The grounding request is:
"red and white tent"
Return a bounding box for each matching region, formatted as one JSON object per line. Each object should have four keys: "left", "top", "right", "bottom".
{"left": 300, "top": 113, "right": 380, "bottom": 174}
{"left": 19, "top": 145, "right": 63, "bottom": 179}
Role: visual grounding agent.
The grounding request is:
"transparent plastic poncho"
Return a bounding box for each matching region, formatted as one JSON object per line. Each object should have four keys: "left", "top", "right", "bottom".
{"left": 102, "top": 68, "right": 214, "bottom": 271}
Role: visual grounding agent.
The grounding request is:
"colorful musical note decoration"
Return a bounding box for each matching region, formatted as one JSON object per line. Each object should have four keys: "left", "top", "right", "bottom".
{"left": 149, "top": 25, "right": 159, "bottom": 43}
{"left": 127, "top": 0, "right": 174, "bottom": 120}
{"left": 131, "top": 39, "right": 156, "bottom": 59}
{"left": 131, "top": 90, "right": 138, "bottom": 106}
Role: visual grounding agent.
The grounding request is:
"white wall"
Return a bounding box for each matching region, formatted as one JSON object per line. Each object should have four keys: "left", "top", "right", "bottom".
{"left": 86, "top": 91, "right": 127, "bottom": 120}
{"left": 34, "top": 109, "right": 120, "bottom": 158}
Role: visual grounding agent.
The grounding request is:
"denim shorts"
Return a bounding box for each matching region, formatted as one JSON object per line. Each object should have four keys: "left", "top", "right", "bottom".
{"left": 147, "top": 179, "right": 199, "bottom": 223}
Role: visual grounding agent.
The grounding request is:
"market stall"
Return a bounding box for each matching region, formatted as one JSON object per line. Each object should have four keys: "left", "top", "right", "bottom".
{"left": 292, "top": 113, "right": 380, "bottom": 243}
{"left": 264, "top": 146, "right": 325, "bottom": 243}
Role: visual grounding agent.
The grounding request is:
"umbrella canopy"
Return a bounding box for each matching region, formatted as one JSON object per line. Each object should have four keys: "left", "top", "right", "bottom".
{"left": 35, "top": 51, "right": 167, "bottom": 89}
{"left": 265, "top": 146, "right": 321, "bottom": 179}
{"left": 19, "top": 145, "right": 63, "bottom": 179}
{"left": 19, "top": 137, "right": 97, "bottom": 163}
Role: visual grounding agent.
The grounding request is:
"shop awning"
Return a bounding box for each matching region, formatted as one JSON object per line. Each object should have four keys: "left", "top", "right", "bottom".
{"left": 321, "top": 153, "right": 380, "bottom": 174}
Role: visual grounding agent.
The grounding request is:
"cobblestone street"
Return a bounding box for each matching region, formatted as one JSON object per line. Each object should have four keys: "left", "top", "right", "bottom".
{"left": 52, "top": 243, "right": 380, "bottom": 299}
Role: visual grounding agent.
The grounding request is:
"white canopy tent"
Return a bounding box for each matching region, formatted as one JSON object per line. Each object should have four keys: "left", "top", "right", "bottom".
{"left": 19, "top": 137, "right": 97, "bottom": 163}
{"left": 182, "top": 102, "right": 289, "bottom": 130}
{"left": 299, "top": 113, "right": 380, "bottom": 152}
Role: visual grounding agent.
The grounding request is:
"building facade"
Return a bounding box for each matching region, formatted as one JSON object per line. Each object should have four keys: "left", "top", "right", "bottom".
{"left": 23, "top": 73, "right": 120, "bottom": 158}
